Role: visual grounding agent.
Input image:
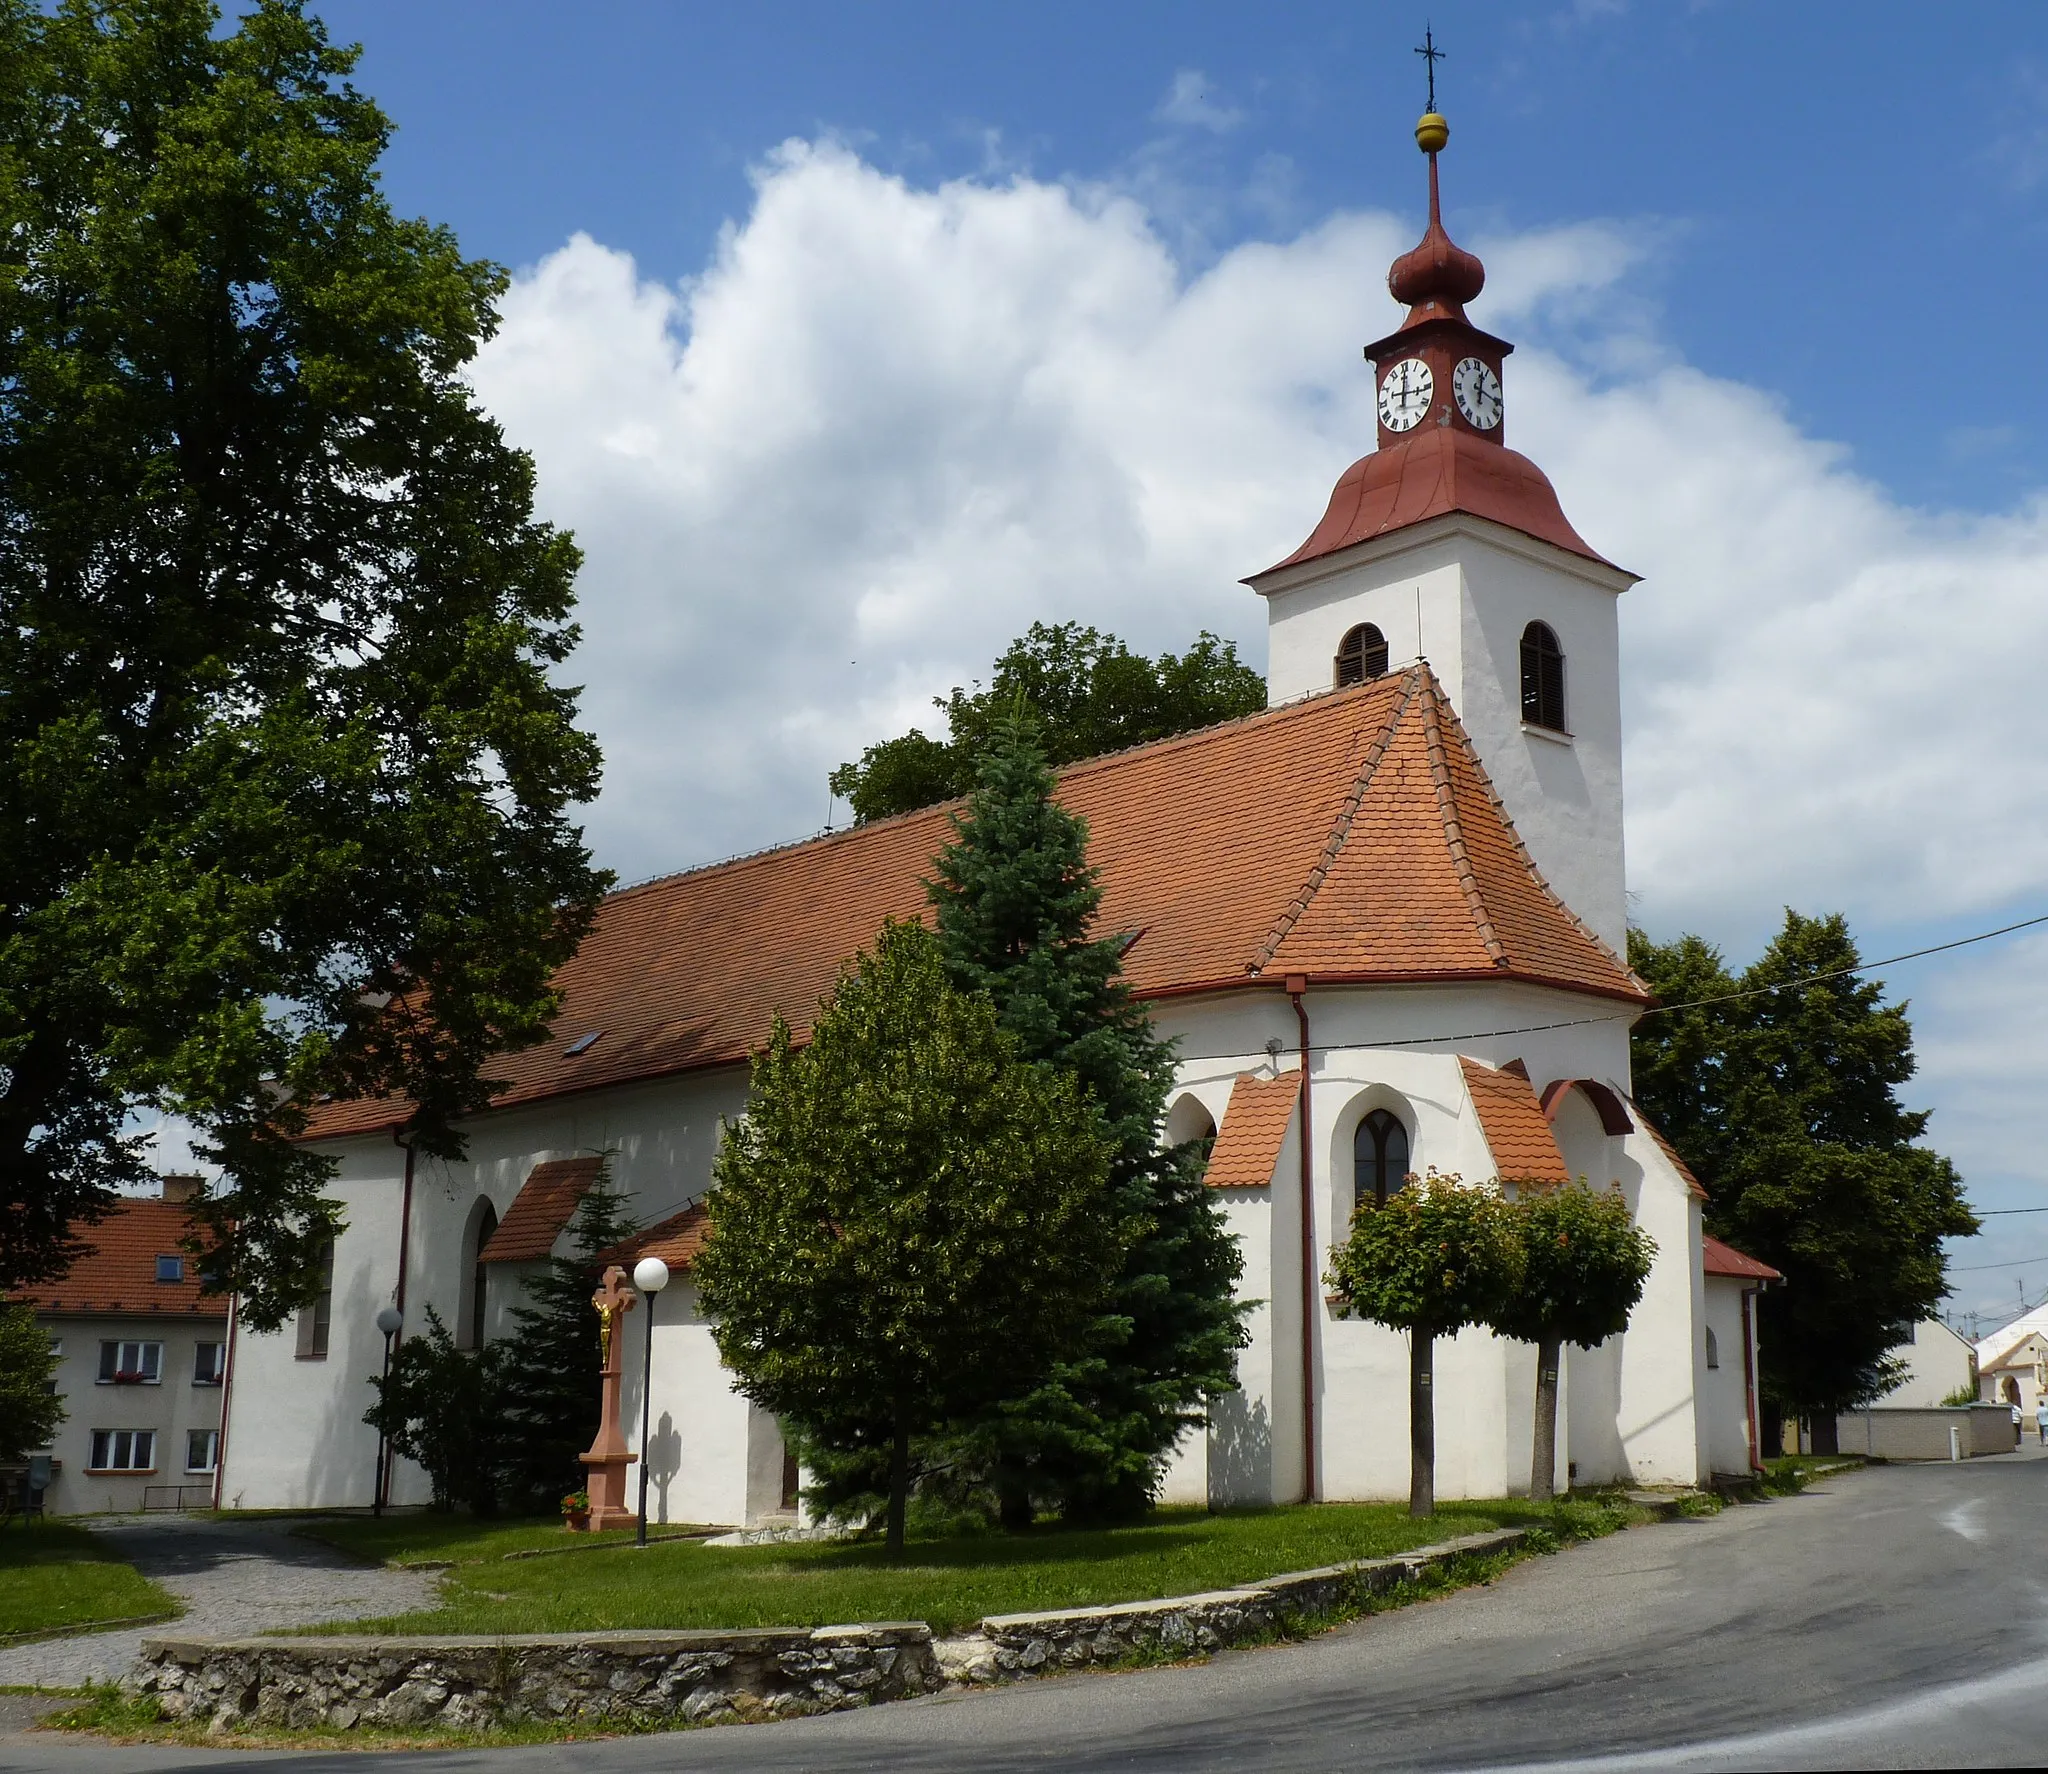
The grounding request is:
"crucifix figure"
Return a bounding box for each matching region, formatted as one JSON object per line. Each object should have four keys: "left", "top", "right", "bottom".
{"left": 1415, "top": 25, "right": 1445, "bottom": 114}
{"left": 578, "top": 1264, "right": 639, "bottom": 1531}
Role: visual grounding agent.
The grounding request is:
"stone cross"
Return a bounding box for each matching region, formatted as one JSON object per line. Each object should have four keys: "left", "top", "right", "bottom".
{"left": 578, "top": 1264, "right": 639, "bottom": 1531}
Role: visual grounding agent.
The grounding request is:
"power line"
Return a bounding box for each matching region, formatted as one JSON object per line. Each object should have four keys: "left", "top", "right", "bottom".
{"left": 1951, "top": 1251, "right": 2048, "bottom": 1274}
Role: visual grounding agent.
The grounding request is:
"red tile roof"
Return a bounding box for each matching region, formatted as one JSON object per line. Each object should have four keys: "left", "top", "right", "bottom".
{"left": 303, "top": 666, "right": 1645, "bottom": 1142}
{"left": 1636, "top": 1114, "right": 1710, "bottom": 1202}
{"left": 1203, "top": 1072, "right": 1302, "bottom": 1190}
{"left": 1255, "top": 429, "right": 1619, "bottom": 576}
{"left": 479, "top": 1157, "right": 604, "bottom": 1264}
{"left": 1702, "top": 1234, "right": 1781, "bottom": 1283}
{"left": 11, "top": 1200, "right": 227, "bottom": 1319}
{"left": 594, "top": 1202, "right": 711, "bottom": 1275}
{"left": 1459, "top": 1058, "right": 1571, "bottom": 1184}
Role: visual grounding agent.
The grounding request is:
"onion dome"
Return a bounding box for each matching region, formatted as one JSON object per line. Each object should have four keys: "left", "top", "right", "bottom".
{"left": 1388, "top": 110, "right": 1485, "bottom": 321}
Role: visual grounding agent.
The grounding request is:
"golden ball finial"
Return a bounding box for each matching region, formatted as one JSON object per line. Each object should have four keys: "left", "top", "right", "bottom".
{"left": 1415, "top": 111, "right": 1449, "bottom": 154}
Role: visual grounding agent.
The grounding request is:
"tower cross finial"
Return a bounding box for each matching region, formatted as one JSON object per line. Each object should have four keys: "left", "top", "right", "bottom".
{"left": 1415, "top": 25, "right": 1445, "bottom": 115}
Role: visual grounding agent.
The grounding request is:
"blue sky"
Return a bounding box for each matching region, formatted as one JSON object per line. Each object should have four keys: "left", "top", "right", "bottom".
{"left": 271, "top": 1, "right": 2048, "bottom": 1325}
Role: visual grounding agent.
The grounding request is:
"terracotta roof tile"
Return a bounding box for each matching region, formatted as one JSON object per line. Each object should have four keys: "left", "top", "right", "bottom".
{"left": 1203, "top": 1072, "right": 1302, "bottom": 1190}
{"left": 304, "top": 667, "right": 1646, "bottom": 1141}
{"left": 479, "top": 1157, "right": 604, "bottom": 1264}
{"left": 11, "top": 1200, "right": 227, "bottom": 1319}
{"left": 594, "top": 1202, "right": 711, "bottom": 1275}
{"left": 1458, "top": 1058, "right": 1570, "bottom": 1184}
{"left": 1702, "top": 1234, "right": 1781, "bottom": 1283}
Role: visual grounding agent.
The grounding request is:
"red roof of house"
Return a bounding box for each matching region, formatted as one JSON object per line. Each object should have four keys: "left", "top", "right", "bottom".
{"left": 12, "top": 1200, "right": 227, "bottom": 1319}
{"left": 1702, "top": 1234, "right": 1781, "bottom": 1283}
{"left": 303, "top": 665, "right": 1645, "bottom": 1142}
{"left": 1203, "top": 1072, "right": 1303, "bottom": 1189}
{"left": 595, "top": 1202, "right": 711, "bottom": 1275}
{"left": 479, "top": 1157, "right": 604, "bottom": 1264}
{"left": 1459, "top": 1057, "right": 1571, "bottom": 1184}
{"left": 1256, "top": 429, "right": 1616, "bottom": 578}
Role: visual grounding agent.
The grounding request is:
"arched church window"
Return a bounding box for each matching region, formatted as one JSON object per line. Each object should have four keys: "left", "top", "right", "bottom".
{"left": 1334, "top": 623, "right": 1389, "bottom": 689}
{"left": 1705, "top": 1326, "right": 1720, "bottom": 1370}
{"left": 1520, "top": 621, "right": 1566, "bottom": 732}
{"left": 1352, "top": 1109, "right": 1410, "bottom": 1211}
{"left": 467, "top": 1201, "right": 498, "bottom": 1350}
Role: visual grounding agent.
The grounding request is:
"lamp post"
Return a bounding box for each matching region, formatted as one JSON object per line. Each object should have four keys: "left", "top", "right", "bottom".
{"left": 632, "top": 1256, "right": 670, "bottom": 1548}
{"left": 372, "top": 1304, "right": 403, "bottom": 1517}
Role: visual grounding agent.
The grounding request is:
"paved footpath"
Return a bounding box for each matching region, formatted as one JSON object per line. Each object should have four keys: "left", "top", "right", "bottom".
{"left": 0, "top": 1514, "right": 437, "bottom": 1691}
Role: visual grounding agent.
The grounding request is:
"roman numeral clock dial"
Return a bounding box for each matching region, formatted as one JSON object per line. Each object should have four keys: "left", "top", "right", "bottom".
{"left": 1453, "top": 356, "right": 1502, "bottom": 429}
{"left": 1378, "top": 357, "right": 1433, "bottom": 433}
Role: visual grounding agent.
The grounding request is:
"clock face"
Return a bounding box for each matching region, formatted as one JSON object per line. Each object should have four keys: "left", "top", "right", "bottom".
{"left": 1378, "top": 357, "right": 1433, "bottom": 433}
{"left": 1452, "top": 357, "right": 1502, "bottom": 430}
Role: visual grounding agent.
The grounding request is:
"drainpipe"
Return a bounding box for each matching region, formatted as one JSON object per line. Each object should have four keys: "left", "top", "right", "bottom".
{"left": 211, "top": 1288, "right": 239, "bottom": 1511}
{"left": 1740, "top": 1284, "right": 1763, "bottom": 1473}
{"left": 1287, "top": 976, "right": 1317, "bottom": 1504}
{"left": 392, "top": 1130, "right": 416, "bottom": 1337}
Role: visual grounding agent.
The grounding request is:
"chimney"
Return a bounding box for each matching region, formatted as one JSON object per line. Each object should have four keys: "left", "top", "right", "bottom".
{"left": 160, "top": 1174, "right": 203, "bottom": 1205}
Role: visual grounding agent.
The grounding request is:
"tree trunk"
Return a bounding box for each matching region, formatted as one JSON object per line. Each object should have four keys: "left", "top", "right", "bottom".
{"left": 995, "top": 1462, "right": 1033, "bottom": 1531}
{"left": 1760, "top": 1403, "right": 1784, "bottom": 1459}
{"left": 885, "top": 1416, "right": 910, "bottom": 1557}
{"left": 1531, "top": 1335, "right": 1562, "bottom": 1500}
{"left": 1809, "top": 1413, "right": 1839, "bottom": 1456}
{"left": 1409, "top": 1326, "right": 1435, "bottom": 1518}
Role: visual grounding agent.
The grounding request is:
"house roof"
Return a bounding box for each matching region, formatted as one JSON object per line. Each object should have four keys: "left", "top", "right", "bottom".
{"left": 1458, "top": 1058, "right": 1570, "bottom": 1184}
{"left": 479, "top": 1157, "right": 604, "bottom": 1264}
{"left": 594, "top": 1202, "right": 711, "bottom": 1275}
{"left": 11, "top": 1200, "right": 227, "bottom": 1319}
{"left": 303, "top": 665, "right": 1646, "bottom": 1143}
{"left": 1203, "top": 1072, "right": 1303, "bottom": 1190}
{"left": 1976, "top": 1306, "right": 2048, "bottom": 1371}
{"left": 1702, "top": 1235, "right": 1782, "bottom": 1283}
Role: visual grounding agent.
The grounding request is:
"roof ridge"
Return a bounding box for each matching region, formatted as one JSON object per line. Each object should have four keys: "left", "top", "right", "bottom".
{"left": 1420, "top": 679, "right": 1509, "bottom": 968}
{"left": 1421, "top": 684, "right": 1647, "bottom": 990}
{"left": 1248, "top": 667, "right": 1422, "bottom": 975}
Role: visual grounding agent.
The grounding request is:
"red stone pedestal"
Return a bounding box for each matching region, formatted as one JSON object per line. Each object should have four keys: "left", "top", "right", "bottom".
{"left": 580, "top": 1266, "right": 640, "bottom": 1532}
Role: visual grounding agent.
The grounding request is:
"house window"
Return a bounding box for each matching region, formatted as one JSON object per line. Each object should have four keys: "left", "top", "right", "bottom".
{"left": 1352, "top": 1109, "right": 1411, "bottom": 1212}
{"left": 1520, "top": 621, "right": 1567, "bottom": 732}
{"left": 45, "top": 1337, "right": 61, "bottom": 1396}
{"left": 88, "top": 1429, "right": 156, "bottom": 1472}
{"left": 97, "top": 1340, "right": 162, "bottom": 1385}
{"left": 1334, "top": 623, "right": 1389, "bottom": 689}
{"left": 193, "top": 1342, "right": 225, "bottom": 1386}
{"left": 1705, "top": 1326, "right": 1720, "bottom": 1370}
{"left": 185, "top": 1428, "right": 220, "bottom": 1473}
{"left": 295, "top": 1238, "right": 335, "bottom": 1360}
{"left": 155, "top": 1254, "right": 184, "bottom": 1283}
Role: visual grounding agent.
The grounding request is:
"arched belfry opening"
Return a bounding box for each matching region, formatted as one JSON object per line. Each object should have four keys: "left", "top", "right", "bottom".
{"left": 1334, "top": 623, "right": 1389, "bottom": 689}
{"left": 1520, "top": 621, "right": 1566, "bottom": 732}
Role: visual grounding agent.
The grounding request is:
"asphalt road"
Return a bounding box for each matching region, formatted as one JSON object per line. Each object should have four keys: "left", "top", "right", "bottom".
{"left": 11, "top": 1456, "right": 2048, "bottom": 1772}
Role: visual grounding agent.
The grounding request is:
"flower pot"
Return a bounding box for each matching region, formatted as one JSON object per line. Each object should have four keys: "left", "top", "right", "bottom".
{"left": 563, "top": 1510, "right": 591, "bottom": 1532}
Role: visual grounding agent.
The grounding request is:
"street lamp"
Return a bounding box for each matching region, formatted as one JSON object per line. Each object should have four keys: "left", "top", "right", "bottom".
{"left": 373, "top": 1304, "right": 403, "bottom": 1517}
{"left": 632, "top": 1256, "right": 670, "bottom": 1548}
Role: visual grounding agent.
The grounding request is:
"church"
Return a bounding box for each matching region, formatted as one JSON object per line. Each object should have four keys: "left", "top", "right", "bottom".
{"left": 210, "top": 107, "right": 1766, "bottom": 1522}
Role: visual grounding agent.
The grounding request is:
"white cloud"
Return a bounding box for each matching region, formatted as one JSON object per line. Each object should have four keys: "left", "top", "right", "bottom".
{"left": 469, "top": 137, "right": 2048, "bottom": 1222}
{"left": 1153, "top": 69, "right": 1245, "bottom": 134}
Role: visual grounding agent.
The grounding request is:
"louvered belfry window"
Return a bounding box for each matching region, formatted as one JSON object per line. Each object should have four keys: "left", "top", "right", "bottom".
{"left": 1520, "top": 621, "right": 1567, "bottom": 732}
{"left": 1334, "top": 623, "right": 1389, "bottom": 689}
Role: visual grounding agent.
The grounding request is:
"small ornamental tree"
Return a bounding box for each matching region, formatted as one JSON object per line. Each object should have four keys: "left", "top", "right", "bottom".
{"left": 1326, "top": 1170, "right": 1522, "bottom": 1517}
{"left": 362, "top": 1306, "right": 517, "bottom": 1515}
{"left": 692, "top": 921, "right": 1129, "bottom": 1556}
{"left": 1491, "top": 1183, "right": 1656, "bottom": 1498}
{"left": 0, "top": 1301, "right": 64, "bottom": 1462}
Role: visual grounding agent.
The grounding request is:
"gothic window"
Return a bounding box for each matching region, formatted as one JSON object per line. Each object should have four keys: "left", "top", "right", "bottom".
{"left": 1352, "top": 1109, "right": 1410, "bottom": 1211}
{"left": 295, "top": 1240, "right": 334, "bottom": 1360}
{"left": 468, "top": 1202, "right": 498, "bottom": 1350}
{"left": 1335, "top": 623, "right": 1389, "bottom": 689}
{"left": 1705, "top": 1326, "right": 1720, "bottom": 1371}
{"left": 1520, "top": 621, "right": 1566, "bottom": 732}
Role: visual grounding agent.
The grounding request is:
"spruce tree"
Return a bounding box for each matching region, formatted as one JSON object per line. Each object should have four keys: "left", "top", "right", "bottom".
{"left": 928, "top": 715, "right": 1247, "bottom": 1524}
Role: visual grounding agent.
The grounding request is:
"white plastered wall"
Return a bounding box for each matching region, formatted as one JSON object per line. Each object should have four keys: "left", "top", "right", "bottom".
{"left": 1700, "top": 1277, "right": 1755, "bottom": 1477}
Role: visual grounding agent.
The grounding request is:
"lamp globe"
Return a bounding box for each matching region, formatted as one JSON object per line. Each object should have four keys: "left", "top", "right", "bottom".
{"left": 633, "top": 1257, "right": 671, "bottom": 1295}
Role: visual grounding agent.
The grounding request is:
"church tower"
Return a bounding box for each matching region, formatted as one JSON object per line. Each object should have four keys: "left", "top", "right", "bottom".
{"left": 1246, "top": 104, "right": 1637, "bottom": 958}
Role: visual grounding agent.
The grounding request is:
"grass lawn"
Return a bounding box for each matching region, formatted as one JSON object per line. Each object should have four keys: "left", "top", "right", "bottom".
{"left": 0, "top": 1522, "right": 179, "bottom": 1644}
{"left": 295, "top": 1515, "right": 668, "bottom": 1567}
{"left": 312, "top": 1494, "right": 1641, "bottom": 1638}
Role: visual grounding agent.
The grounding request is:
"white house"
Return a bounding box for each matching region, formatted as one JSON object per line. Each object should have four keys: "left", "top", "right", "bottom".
{"left": 214, "top": 111, "right": 1769, "bottom": 1521}
{"left": 1877, "top": 1318, "right": 1977, "bottom": 1409}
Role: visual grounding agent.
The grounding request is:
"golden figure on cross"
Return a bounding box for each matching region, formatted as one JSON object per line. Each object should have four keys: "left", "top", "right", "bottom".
{"left": 577, "top": 1265, "right": 639, "bottom": 1531}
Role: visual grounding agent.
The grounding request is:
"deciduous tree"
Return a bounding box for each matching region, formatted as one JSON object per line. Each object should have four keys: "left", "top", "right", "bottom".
{"left": 362, "top": 1306, "right": 517, "bottom": 1516}
{"left": 0, "top": 1302, "right": 64, "bottom": 1463}
{"left": 692, "top": 921, "right": 1128, "bottom": 1555}
{"left": 0, "top": 0, "right": 608, "bottom": 1324}
{"left": 1326, "top": 1171, "right": 1521, "bottom": 1516}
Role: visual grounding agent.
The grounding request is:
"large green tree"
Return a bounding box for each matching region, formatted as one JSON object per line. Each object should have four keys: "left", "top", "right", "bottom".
{"left": 692, "top": 921, "right": 1129, "bottom": 1555}
{"left": 1630, "top": 912, "right": 1977, "bottom": 1436}
{"left": 927, "top": 714, "right": 1246, "bottom": 1524}
{"left": 1489, "top": 1184, "right": 1655, "bottom": 1499}
{"left": 830, "top": 622, "right": 1265, "bottom": 823}
{"left": 1326, "top": 1170, "right": 1521, "bottom": 1517}
{"left": 0, "top": 0, "right": 607, "bottom": 1322}
{"left": 0, "top": 1302, "right": 65, "bottom": 1463}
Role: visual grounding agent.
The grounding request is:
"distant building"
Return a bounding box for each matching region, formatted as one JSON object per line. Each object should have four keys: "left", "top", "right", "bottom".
{"left": 11, "top": 1178, "right": 228, "bottom": 1515}
{"left": 1977, "top": 1314, "right": 2048, "bottom": 1416}
{"left": 1699, "top": 1236, "right": 1780, "bottom": 1477}
{"left": 1877, "top": 1319, "right": 1977, "bottom": 1409}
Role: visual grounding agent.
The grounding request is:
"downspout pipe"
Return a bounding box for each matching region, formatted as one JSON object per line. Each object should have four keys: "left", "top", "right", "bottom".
{"left": 1741, "top": 1283, "right": 1764, "bottom": 1473}
{"left": 392, "top": 1130, "right": 416, "bottom": 1334}
{"left": 1287, "top": 976, "right": 1317, "bottom": 1504}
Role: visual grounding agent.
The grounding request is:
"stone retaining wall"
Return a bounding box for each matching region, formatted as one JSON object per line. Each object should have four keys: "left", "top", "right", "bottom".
{"left": 127, "top": 1624, "right": 939, "bottom": 1732}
